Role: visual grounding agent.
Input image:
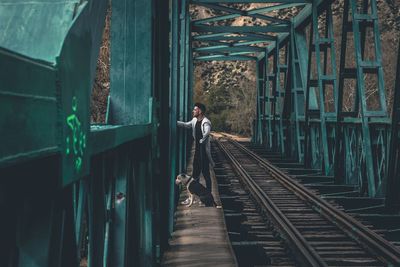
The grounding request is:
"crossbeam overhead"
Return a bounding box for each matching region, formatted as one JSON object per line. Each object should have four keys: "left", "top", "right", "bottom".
{"left": 193, "top": 3, "right": 305, "bottom": 25}
{"left": 194, "top": 35, "right": 266, "bottom": 41}
{"left": 194, "top": 45, "right": 265, "bottom": 53}
{"left": 193, "top": 32, "right": 276, "bottom": 41}
{"left": 192, "top": 25, "right": 290, "bottom": 33}
{"left": 195, "top": 54, "right": 257, "bottom": 61}
{"left": 193, "top": 3, "right": 290, "bottom": 24}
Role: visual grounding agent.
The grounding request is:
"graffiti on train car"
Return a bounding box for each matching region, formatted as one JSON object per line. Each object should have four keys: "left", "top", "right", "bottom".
{"left": 66, "top": 96, "right": 86, "bottom": 172}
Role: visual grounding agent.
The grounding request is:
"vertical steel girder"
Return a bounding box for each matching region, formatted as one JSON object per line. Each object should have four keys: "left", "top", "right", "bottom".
{"left": 256, "top": 59, "right": 265, "bottom": 144}
{"left": 274, "top": 42, "right": 289, "bottom": 154}
{"left": 260, "top": 43, "right": 287, "bottom": 153}
{"left": 304, "top": 2, "right": 338, "bottom": 175}
{"left": 179, "top": 0, "right": 187, "bottom": 172}
{"left": 170, "top": 0, "right": 192, "bottom": 236}
{"left": 257, "top": 49, "right": 277, "bottom": 151}
{"left": 264, "top": 52, "right": 274, "bottom": 150}
{"left": 288, "top": 25, "right": 308, "bottom": 162}
{"left": 169, "top": 0, "right": 180, "bottom": 235}
{"left": 170, "top": 0, "right": 192, "bottom": 227}
{"left": 336, "top": 0, "right": 388, "bottom": 196}
{"left": 154, "top": 0, "right": 171, "bottom": 255}
{"left": 178, "top": 0, "right": 192, "bottom": 174}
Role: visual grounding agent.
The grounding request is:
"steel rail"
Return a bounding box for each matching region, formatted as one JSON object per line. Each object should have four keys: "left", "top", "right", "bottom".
{"left": 226, "top": 136, "right": 400, "bottom": 266}
{"left": 215, "top": 138, "right": 327, "bottom": 267}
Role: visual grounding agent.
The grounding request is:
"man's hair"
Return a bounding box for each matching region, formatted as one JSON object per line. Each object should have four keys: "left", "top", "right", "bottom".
{"left": 194, "top": 102, "right": 206, "bottom": 113}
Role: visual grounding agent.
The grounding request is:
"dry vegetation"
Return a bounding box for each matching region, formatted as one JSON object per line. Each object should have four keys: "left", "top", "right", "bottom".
{"left": 90, "top": 7, "right": 111, "bottom": 124}
{"left": 194, "top": 60, "right": 257, "bottom": 135}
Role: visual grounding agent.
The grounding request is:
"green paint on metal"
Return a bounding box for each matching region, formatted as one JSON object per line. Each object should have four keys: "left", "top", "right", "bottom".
{"left": 169, "top": 0, "right": 180, "bottom": 236}
{"left": 336, "top": 0, "right": 388, "bottom": 196}
{"left": 264, "top": 51, "right": 274, "bottom": 150}
{"left": 109, "top": 0, "right": 153, "bottom": 125}
{"left": 288, "top": 26, "right": 307, "bottom": 162}
{"left": 274, "top": 41, "right": 288, "bottom": 154}
{"left": 0, "top": 49, "right": 58, "bottom": 167}
{"left": 255, "top": 60, "right": 263, "bottom": 144}
{"left": 193, "top": 3, "right": 291, "bottom": 25}
{"left": 193, "top": 25, "right": 290, "bottom": 33}
{"left": 195, "top": 45, "right": 264, "bottom": 53}
{"left": 193, "top": 33, "right": 275, "bottom": 42}
{"left": 304, "top": 2, "right": 338, "bottom": 175}
{"left": 0, "top": 0, "right": 80, "bottom": 64}
{"left": 195, "top": 54, "right": 257, "bottom": 61}
{"left": 65, "top": 96, "right": 86, "bottom": 172}
{"left": 193, "top": 3, "right": 304, "bottom": 26}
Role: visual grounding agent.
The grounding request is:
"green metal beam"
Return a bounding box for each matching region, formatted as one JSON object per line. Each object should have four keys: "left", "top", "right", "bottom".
{"left": 255, "top": 59, "right": 264, "bottom": 144}
{"left": 198, "top": 39, "right": 270, "bottom": 46}
{"left": 288, "top": 26, "right": 308, "bottom": 162}
{"left": 194, "top": 45, "right": 264, "bottom": 53}
{"left": 169, "top": 0, "right": 179, "bottom": 235}
{"left": 90, "top": 124, "right": 152, "bottom": 155}
{"left": 303, "top": 3, "right": 338, "bottom": 176}
{"left": 179, "top": 0, "right": 188, "bottom": 173}
{"left": 193, "top": 3, "right": 290, "bottom": 24}
{"left": 234, "top": 40, "right": 271, "bottom": 46}
{"left": 228, "top": 51, "right": 258, "bottom": 56}
{"left": 194, "top": 36, "right": 262, "bottom": 41}
{"left": 193, "top": 3, "right": 304, "bottom": 25}
{"left": 195, "top": 51, "right": 257, "bottom": 58}
{"left": 263, "top": 50, "right": 274, "bottom": 149}
{"left": 192, "top": 25, "right": 290, "bottom": 33}
{"left": 246, "top": 32, "right": 277, "bottom": 41}
{"left": 195, "top": 55, "right": 256, "bottom": 61}
{"left": 197, "top": 50, "right": 257, "bottom": 55}
{"left": 110, "top": 0, "right": 153, "bottom": 125}
{"left": 193, "top": 33, "right": 275, "bottom": 41}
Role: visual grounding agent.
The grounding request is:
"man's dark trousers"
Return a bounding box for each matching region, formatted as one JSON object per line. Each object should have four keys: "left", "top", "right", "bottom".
{"left": 192, "top": 144, "right": 211, "bottom": 192}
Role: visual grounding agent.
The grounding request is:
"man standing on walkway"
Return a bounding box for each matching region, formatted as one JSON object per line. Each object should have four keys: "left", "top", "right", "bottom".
{"left": 177, "top": 103, "right": 215, "bottom": 200}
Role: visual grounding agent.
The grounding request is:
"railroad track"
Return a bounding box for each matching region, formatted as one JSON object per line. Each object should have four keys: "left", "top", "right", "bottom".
{"left": 213, "top": 135, "right": 400, "bottom": 266}
{"left": 213, "top": 143, "right": 297, "bottom": 266}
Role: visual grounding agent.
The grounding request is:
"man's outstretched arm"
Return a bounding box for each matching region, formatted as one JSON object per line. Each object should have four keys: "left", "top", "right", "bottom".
{"left": 177, "top": 120, "right": 192, "bottom": 129}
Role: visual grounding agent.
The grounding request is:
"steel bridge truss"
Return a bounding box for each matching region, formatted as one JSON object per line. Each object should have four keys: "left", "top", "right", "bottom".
{"left": 185, "top": 0, "right": 400, "bottom": 206}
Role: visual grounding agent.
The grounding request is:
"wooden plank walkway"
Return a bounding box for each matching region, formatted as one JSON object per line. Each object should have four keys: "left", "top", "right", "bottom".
{"left": 161, "top": 144, "right": 238, "bottom": 267}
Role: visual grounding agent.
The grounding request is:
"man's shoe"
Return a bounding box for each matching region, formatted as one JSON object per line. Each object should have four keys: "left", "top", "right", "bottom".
{"left": 181, "top": 198, "right": 190, "bottom": 205}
